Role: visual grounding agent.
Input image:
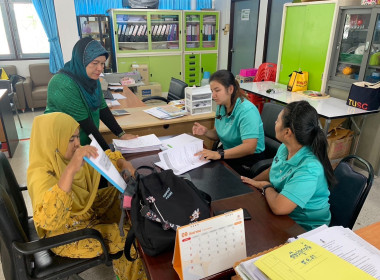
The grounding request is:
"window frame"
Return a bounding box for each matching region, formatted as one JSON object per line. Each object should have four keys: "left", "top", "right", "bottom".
{"left": 0, "top": 0, "right": 49, "bottom": 61}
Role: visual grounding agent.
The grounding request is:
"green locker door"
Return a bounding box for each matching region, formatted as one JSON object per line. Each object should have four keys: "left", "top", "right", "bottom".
{"left": 149, "top": 55, "right": 182, "bottom": 92}
{"left": 278, "top": 6, "right": 306, "bottom": 85}
{"left": 117, "top": 57, "right": 150, "bottom": 72}
{"left": 200, "top": 53, "right": 217, "bottom": 78}
{"left": 300, "top": 4, "right": 335, "bottom": 91}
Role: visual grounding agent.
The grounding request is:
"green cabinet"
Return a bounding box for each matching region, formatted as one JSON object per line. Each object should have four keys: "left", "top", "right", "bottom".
{"left": 278, "top": 2, "right": 336, "bottom": 91}
{"left": 117, "top": 55, "right": 182, "bottom": 91}
{"left": 184, "top": 11, "right": 219, "bottom": 51}
{"left": 111, "top": 9, "right": 182, "bottom": 53}
{"left": 184, "top": 53, "right": 217, "bottom": 86}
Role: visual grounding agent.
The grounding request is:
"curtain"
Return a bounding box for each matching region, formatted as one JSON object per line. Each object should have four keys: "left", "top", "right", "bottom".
{"left": 32, "top": 0, "right": 64, "bottom": 73}
{"left": 74, "top": 0, "right": 123, "bottom": 15}
{"left": 159, "top": 0, "right": 191, "bottom": 10}
{"left": 197, "top": 0, "right": 212, "bottom": 10}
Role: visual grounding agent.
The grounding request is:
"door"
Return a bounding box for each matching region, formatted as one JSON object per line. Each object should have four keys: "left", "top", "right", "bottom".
{"left": 149, "top": 55, "right": 182, "bottom": 91}
{"left": 229, "top": 0, "right": 260, "bottom": 76}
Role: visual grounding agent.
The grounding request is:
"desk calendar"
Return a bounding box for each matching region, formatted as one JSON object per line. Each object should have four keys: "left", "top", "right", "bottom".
{"left": 173, "top": 209, "right": 247, "bottom": 280}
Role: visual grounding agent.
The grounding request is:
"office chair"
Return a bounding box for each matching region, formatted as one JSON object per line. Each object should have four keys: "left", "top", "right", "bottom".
{"left": 248, "top": 102, "right": 284, "bottom": 177}
{"left": 0, "top": 80, "right": 22, "bottom": 128}
{"left": 142, "top": 77, "right": 188, "bottom": 104}
{"left": 253, "top": 63, "right": 277, "bottom": 82}
{"left": 329, "top": 155, "right": 374, "bottom": 229}
{"left": 0, "top": 152, "right": 120, "bottom": 280}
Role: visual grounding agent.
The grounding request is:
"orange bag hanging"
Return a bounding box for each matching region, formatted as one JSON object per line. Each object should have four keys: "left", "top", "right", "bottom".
{"left": 287, "top": 71, "right": 308, "bottom": 92}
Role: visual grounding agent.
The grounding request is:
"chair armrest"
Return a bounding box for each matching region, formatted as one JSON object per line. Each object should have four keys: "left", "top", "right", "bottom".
{"left": 249, "top": 158, "right": 273, "bottom": 178}
{"left": 14, "top": 80, "right": 26, "bottom": 110}
{"left": 142, "top": 96, "right": 169, "bottom": 103}
{"left": 23, "top": 77, "right": 33, "bottom": 108}
{"left": 13, "top": 228, "right": 111, "bottom": 262}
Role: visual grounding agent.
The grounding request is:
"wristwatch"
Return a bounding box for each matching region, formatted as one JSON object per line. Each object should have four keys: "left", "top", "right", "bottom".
{"left": 262, "top": 184, "right": 275, "bottom": 196}
{"left": 217, "top": 149, "right": 224, "bottom": 160}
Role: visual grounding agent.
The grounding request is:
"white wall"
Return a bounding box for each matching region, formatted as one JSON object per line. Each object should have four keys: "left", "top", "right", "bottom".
{"left": 54, "top": 0, "right": 78, "bottom": 63}
{"left": 214, "top": 0, "right": 230, "bottom": 70}
{"left": 255, "top": 0, "right": 268, "bottom": 68}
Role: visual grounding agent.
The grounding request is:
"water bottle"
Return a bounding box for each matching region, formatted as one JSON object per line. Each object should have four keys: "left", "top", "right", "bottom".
{"left": 201, "top": 71, "right": 210, "bottom": 86}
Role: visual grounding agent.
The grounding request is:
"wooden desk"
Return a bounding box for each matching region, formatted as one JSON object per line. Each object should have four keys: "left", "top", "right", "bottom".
{"left": 0, "top": 89, "right": 18, "bottom": 158}
{"left": 126, "top": 152, "right": 305, "bottom": 280}
{"left": 100, "top": 87, "right": 215, "bottom": 148}
{"left": 355, "top": 222, "right": 380, "bottom": 250}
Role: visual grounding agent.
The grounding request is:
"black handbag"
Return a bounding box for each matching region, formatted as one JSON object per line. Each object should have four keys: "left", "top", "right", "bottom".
{"left": 124, "top": 166, "right": 211, "bottom": 260}
{"left": 347, "top": 81, "right": 380, "bottom": 111}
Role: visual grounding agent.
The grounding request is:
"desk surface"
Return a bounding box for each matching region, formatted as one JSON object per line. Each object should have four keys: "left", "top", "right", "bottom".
{"left": 126, "top": 152, "right": 305, "bottom": 280}
{"left": 240, "top": 81, "right": 380, "bottom": 120}
{"left": 355, "top": 222, "right": 380, "bottom": 250}
{"left": 100, "top": 87, "right": 215, "bottom": 148}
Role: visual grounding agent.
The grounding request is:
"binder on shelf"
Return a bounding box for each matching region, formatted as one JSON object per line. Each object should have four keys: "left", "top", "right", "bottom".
{"left": 117, "top": 24, "right": 123, "bottom": 41}
{"left": 121, "top": 25, "right": 128, "bottom": 42}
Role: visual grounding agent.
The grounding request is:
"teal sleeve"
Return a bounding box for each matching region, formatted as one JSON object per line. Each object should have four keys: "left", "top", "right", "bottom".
{"left": 238, "top": 102, "right": 261, "bottom": 140}
{"left": 279, "top": 162, "right": 321, "bottom": 208}
{"left": 46, "top": 74, "right": 90, "bottom": 122}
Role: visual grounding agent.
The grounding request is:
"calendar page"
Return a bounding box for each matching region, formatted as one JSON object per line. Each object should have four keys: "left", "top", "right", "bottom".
{"left": 173, "top": 209, "right": 247, "bottom": 280}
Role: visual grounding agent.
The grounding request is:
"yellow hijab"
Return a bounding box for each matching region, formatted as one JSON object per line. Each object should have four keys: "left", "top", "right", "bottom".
{"left": 27, "top": 112, "right": 100, "bottom": 220}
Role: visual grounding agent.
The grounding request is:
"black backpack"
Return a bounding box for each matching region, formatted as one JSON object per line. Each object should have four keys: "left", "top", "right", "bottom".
{"left": 124, "top": 166, "right": 211, "bottom": 260}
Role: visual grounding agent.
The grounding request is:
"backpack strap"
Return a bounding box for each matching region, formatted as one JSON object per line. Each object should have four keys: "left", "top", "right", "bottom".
{"left": 124, "top": 227, "right": 138, "bottom": 262}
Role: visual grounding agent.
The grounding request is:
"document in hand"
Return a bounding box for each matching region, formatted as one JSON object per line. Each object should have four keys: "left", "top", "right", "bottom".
{"left": 83, "top": 135, "right": 127, "bottom": 193}
{"left": 113, "top": 134, "right": 162, "bottom": 153}
{"left": 155, "top": 137, "right": 209, "bottom": 175}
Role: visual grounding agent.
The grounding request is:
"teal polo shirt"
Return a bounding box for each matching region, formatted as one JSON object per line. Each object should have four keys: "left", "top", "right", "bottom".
{"left": 269, "top": 144, "right": 331, "bottom": 230}
{"left": 215, "top": 98, "right": 265, "bottom": 153}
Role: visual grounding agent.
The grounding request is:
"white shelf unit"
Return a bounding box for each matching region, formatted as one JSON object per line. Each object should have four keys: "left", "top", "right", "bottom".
{"left": 185, "top": 86, "right": 212, "bottom": 115}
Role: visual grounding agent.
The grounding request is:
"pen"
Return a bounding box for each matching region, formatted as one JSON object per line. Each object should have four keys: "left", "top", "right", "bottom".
{"left": 167, "top": 144, "right": 173, "bottom": 148}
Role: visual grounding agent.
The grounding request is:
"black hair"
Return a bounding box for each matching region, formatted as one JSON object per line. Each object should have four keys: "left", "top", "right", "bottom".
{"left": 282, "top": 101, "right": 336, "bottom": 187}
{"left": 209, "top": 69, "right": 246, "bottom": 115}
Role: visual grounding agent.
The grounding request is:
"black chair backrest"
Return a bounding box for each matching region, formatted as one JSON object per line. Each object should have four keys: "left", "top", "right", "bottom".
{"left": 0, "top": 152, "right": 29, "bottom": 233}
{"left": 0, "top": 186, "right": 30, "bottom": 279}
{"left": 260, "top": 102, "right": 283, "bottom": 158}
{"left": 167, "top": 77, "right": 188, "bottom": 101}
{"left": 329, "top": 155, "right": 374, "bottom": 229}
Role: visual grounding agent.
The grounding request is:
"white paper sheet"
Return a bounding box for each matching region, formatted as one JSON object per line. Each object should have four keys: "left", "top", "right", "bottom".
{"left": 106, "top": 100, "right": 121, "bottom": 107}
{"left": 157, "top": 140, "right": 209, "bottom": 175}
{"left": 160, "top": 133, "right": 201, "bottom": 150}
{"left": 112, "top": 93, "right": 127, "bottom": 100}
{"left": 83, "top": 135, "right": 127, "bottom": 193}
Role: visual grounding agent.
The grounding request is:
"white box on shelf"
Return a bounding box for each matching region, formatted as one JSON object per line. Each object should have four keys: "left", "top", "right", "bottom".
{"left": 185, "top": 85, "right": 212, "bottom": 115}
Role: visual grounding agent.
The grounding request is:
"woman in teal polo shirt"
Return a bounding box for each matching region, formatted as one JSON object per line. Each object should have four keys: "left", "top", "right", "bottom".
{"left": 241, "top": 100, "right": 335, "bottom": 230}
{"left": 193, "top": 70, "right": 265, "bottom": 177}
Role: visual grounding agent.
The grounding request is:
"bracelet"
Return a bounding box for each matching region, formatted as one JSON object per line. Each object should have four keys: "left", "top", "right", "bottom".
{"left": 118, "top": 131, "right": 126, "bottom": 138}
{"left": 261, "top": 184, "right": 275, "bottom": 196}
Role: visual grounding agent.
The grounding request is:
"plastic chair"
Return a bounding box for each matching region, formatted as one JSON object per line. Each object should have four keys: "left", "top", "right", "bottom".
{"left": 0, "top": 152, "right": 121, "bottom": 280}
{"left": 142, "top": 77, "right": 188, "bottom": 104}
{"left": 253, "top": 63, "right": 277, "bottom": 82}
{"left": 329, "top": 155, "right": 374, "bottom": 229}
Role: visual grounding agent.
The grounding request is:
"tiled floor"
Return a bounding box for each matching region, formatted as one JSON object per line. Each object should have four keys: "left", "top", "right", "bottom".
{"left": 1, "top": 109, "right": 379, "bottom": 279}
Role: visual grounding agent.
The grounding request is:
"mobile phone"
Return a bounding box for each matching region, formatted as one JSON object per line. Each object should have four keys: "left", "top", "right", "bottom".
{"left": 214, "top": 208, "right": 251, "bottom": 220}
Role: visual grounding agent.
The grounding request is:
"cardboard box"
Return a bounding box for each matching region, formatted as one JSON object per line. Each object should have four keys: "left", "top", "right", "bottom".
{"left": 327, "top": 128, "right": 354, "bottom": 160}
{"left": 131, "top": 64, "right": 149, "bottom": 84}
{"left": 235, "top": 75, "right": 255, "bottom": 83}
{"left": 136, "top": 82, "right": 162, "bottom": 99}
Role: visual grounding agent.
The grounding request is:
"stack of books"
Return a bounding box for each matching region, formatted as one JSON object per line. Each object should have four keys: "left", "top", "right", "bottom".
{"left": 113, "top": 134, "right": 162, "bottom": 153}
{"left": 234, "top": 225, "right": 380, "bottom": 280}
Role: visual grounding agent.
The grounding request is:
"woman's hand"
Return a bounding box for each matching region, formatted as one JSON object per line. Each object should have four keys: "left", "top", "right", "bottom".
{"left": 195, "top": 149, "right": 221, "bottom": 160}
{"left": 120, "top": 133, "right": 138, "bottom": 140}
{"left": 241, "top": 176, "right": 270, "bottom": 190}
{"left": 192, "top": 122, "right": 208, "bottom": 136}
{"left": 117, "top": 158, "right": 136, "bottom": 178}
{"left": 67, "top": 146, "right": 98, "bottom": 174}
{"left": 59, "top": 145, "right": 98, "bottom": 193}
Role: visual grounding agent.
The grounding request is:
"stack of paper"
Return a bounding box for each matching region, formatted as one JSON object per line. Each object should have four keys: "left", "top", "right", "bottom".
{"left": 234, "top": 225, "right": 380, "bottom": 280}
{"left": 144, "top": 105, "right": 187, "bottom": 120}
{"left": 113, "top": 134, "right": 162, "bottom": 153}
{"left": 155, "top": 134, "right": 209, "bottom": 175}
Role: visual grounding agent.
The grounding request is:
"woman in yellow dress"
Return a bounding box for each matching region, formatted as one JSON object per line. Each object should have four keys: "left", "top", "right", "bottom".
{"left": 27, "top": 112, "right": 146, "bottom": 280}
